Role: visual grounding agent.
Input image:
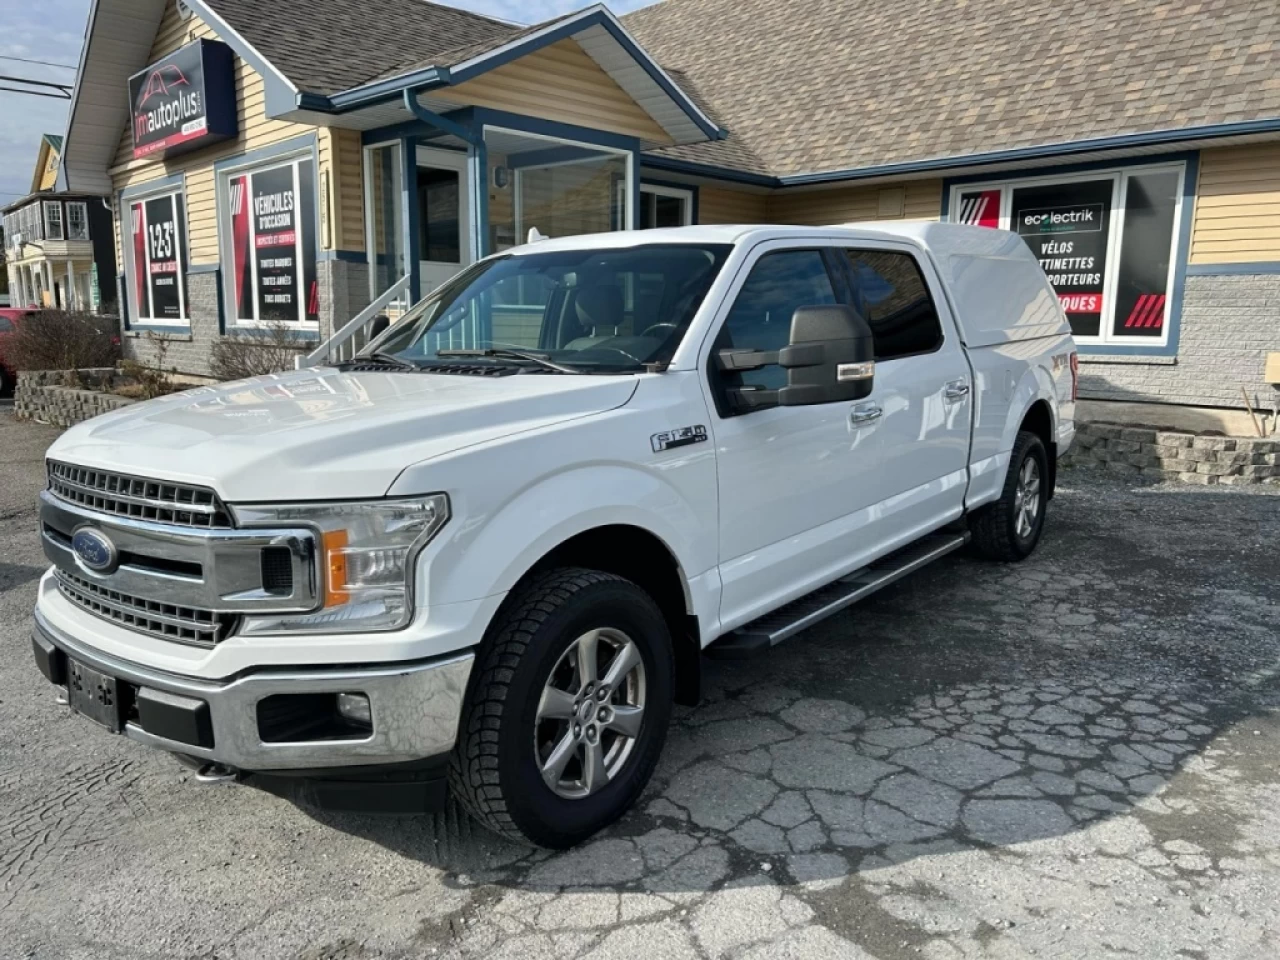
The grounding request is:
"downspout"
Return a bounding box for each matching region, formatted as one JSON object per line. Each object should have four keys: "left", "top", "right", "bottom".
{"left": 402, "top": 89, "right": 488, "bottom": 265}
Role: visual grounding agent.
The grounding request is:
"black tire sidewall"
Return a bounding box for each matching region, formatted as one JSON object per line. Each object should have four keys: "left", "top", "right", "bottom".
{"left": 498, "top": 579, "right": 674, "bottom": 847}
{"left": 1008, "top": 435, "right": 1048, "bottom": 557}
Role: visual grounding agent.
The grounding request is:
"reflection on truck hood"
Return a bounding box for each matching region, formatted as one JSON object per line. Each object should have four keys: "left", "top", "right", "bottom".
{"left": 47, "top": 368, "right": 639, "bottom": 501}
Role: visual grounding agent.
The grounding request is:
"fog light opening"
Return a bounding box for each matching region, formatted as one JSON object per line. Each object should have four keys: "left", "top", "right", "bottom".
{"left": 336, "top": 692, "right": 372, "bottom": 727}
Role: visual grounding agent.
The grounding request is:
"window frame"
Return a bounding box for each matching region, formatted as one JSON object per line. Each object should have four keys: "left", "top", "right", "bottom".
{"left": 631, "top": 182, "right": 695, "bottom": 229}
{"left": 66, "top": 201, "right": 89, "bottom": 241}
{"left": 43, "top": 201, "right": 63, "bottom": 241}
{"left": 120, "top": 183, "right": 191, "bottom": 328}
{"left": 216, "top": 147, "right": 320, "bottom": 330}
{"left": 947, "top": 160, "right": 1187, "bottom": 350}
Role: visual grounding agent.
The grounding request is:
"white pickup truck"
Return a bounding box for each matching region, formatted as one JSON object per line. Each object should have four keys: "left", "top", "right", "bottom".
{"left": 32, "top": 223, "right": 1076, "bottom": 847}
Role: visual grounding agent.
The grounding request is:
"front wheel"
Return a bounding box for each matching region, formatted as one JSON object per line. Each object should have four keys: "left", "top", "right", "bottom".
{"left": 969, "top": 430, "right": 1049, "bottom": 562}
{"left": 450, "top": 568, "right": 674, "bottom": 848}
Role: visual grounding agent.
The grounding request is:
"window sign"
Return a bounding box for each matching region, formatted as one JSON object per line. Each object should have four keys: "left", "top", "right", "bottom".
{"left": 126, "top": 190, "right": 188, "bottom": 323}
{"left": 951, "top": 163, "right": 1183, "bottom": 347}
{"left": 227, "top": 156, "right": 318, "bottom": 325}
{"left": 1011, "top": 179, "right": 1113, "bottom": 338}
{"left": 1113, "top": 170, "right": 1179, "bottom": 339}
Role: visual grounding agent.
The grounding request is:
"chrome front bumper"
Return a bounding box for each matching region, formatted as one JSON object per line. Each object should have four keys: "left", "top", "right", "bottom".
{"left": 33, "top": 610, "right": 474, "bottom": 771}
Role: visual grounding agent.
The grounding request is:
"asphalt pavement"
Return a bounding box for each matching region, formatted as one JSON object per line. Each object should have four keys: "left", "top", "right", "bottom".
{"left": 1, "top": 409, "right": 1278, "bottom": 960}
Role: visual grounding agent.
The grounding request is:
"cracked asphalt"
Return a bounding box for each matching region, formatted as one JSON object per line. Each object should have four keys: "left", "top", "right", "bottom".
{"left": 2, "top": 409, "right": 1279, "bottom": 960}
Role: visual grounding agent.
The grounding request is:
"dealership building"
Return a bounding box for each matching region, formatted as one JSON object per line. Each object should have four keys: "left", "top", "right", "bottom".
{"left": 57, "top": 0, "right": 1280, "bottom": 419}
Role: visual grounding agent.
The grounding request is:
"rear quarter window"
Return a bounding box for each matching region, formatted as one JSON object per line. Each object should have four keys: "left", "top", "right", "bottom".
{"left": 844, "top": 250, "right": 942, "bottom": 360}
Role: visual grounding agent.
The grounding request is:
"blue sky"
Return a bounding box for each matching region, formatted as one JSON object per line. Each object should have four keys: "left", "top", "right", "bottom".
{"left": 0, "top": 0, "right": 661, "bottom": 206}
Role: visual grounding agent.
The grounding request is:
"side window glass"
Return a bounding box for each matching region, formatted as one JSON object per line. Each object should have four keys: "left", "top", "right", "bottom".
{"left": 844, "top": 250, "right": 942, "bottom": 360}
{"left": 717, "top": 250, "right": 837, "bottom": 392}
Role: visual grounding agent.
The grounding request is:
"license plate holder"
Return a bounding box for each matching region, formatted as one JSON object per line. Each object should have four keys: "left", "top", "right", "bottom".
{"left": 67, "top": 658, "right": 123, "bottom": 733}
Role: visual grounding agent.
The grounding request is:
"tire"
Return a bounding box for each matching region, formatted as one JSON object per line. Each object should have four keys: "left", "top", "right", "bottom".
{"left": 969, "top": 430, "right": 1049, "bottom": 562}
{"left": 0, "top": 366, "right": 11, "bottom": 398}
{"left": 450, "top": 567, "right": 675, "bottom": 848}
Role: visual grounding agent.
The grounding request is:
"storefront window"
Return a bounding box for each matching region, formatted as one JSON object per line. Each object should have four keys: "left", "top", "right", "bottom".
{"left": 952, "top": 162, "right": 1184, "bottom": 347}
{"left": 123, "top": 188, "right": 189, "bottom": 324}
{"left": 223, "top": 154, "right": 318, "bottom": 326}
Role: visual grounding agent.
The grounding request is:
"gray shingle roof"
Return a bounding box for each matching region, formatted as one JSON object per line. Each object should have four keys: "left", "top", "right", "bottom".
{"left": 205, "top": 0, "right": 516, "bottom": 94}
{"left": 625, "top": 0, "right": 1280, "bottom": 177}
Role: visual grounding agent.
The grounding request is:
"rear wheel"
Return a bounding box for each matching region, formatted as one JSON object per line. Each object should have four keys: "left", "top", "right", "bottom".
{"left": 969, "top": 430, "right": 1049, "bottom": 562}
{"left": 451, "top": 568, "right": 674, "bottom": 848}
{"left": 0, "top": 366, "right": 12, "bottom": 398}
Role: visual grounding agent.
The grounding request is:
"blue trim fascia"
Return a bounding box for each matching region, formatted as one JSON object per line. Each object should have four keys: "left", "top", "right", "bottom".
{"left": 125, "top": 324, "right": 192, "bottom": 335}
{"left": 472, "top": 108, "right": 641, "bottom": 153}
{"left": 778, "top": 119, "right": 1280, "bottom": 187}
{"left": 317, "top": 69, "right": 449, "bottom": 113}
{"left": 401, "top": 91, "right": 476, "bottom": 144}
{"left": 940, "top": 150, "right": 1199, "bottom": 200}
{"left": 116, "top": 272, "right": 127, "bottom": 330}
{"left": 640, "top": 177, "right": 700, "bottom": 224}
{"left": 212, "top": 132, "right": 318, "bottom": 173}
{"left": 119, "top": 172, "right": 185, "bottom": 201}
{"left": 641, "top": 154, "right": 777, "bottom": 188}
{"left": 469, "top": 139, "right": 488, "bottom": 261}
{"left": 210, "top": 265, "right": 225, "bottom": 335}
{"left": 361, "top": 118, "right": 468, "bottom": 146}
{"left": 1186, "top": 261, "right": 1280, "bottom": 276}
{"left": 187, "top": 263, "right": 220, "bottom": 275}
{"left": 318, "top": 249, "right": 369, "bottom": 263}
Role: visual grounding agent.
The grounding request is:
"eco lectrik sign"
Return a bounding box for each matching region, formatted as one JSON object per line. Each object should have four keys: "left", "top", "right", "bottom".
{"left": 128, "top": 39, "right": 237, "bottom": 160}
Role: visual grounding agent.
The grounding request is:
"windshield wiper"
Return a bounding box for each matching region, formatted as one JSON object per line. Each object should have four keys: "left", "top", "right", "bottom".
{"left": 353, "top": 351, "right": 419, "bottom": 371}
{"left": 436, "top": 348, "right": 578, "bottom": 374}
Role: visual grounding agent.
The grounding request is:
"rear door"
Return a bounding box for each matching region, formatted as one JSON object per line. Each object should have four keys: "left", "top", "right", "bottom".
{"left": 836, "top": 243, "right": 973, "bottom": 539}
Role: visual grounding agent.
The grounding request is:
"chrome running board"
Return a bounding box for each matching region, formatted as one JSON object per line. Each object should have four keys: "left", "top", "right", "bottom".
{"left": 705, "top": 532, "right": 969, "bottom": 660}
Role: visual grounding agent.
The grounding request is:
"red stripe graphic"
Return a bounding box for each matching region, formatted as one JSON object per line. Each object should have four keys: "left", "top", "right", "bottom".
{"left": 230, "top": 176, "right": 250, "bottom": 317}
{"left": 1123, "top": 294, "right": 1166, "bottom": 329}
{"left": 131, "top": 202, "right": 146, "bottom": 314}
{"left": 1144, "top": 295, "right": 1166, "bottom": 328}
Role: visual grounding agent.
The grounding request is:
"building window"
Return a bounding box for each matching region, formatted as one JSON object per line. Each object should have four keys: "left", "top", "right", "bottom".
{"left": 951, "top": 162, "right": 1185, "bottom": 348}
{"left": 44, "top": 201, "right": 63, "bottom": 240}
{"left": 123, "top": 188, "right": 189, "bottom": 324}
{"left": 67, "top": 202, "right": 89, "bottom": 241}
{"left": 222, "top": 154, "right": 318, "bottom": 326}
{"left": 638, "top": 184, "right": 693, "bottom": 228}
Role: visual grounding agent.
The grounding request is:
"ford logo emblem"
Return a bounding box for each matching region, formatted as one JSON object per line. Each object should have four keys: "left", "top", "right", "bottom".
{"left": 71, "top": 527, "right": 119, "bottom": 574}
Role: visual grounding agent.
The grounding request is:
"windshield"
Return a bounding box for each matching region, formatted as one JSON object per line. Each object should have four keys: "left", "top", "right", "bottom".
{"left": 359, "top": 243, "right": 732, "bottom": 373}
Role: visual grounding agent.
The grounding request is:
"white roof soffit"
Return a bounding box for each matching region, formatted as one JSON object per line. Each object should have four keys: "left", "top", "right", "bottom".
{"left": 60, "top": 0, "right": 168, "bottom": 195}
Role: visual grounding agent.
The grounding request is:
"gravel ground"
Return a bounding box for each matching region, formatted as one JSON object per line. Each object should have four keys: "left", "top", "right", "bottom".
{"left": 2, "top": 409, "right": 1279, "bottom": 960}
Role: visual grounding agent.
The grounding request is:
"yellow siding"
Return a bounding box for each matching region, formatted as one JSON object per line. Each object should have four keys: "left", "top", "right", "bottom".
{"left": 37, "top": 144, "right": 60, "bottom": 191}
{"left": 769, "top": 180, "right": 942, "bottom": 225}
{"left": 435, "top": 39, "right": 672, "bottom": 145}
{"left": 697, "top": 186, "right": 769, "bottom": 223}
{"left": 109, "top": 0, "right": 336, "bottom": 265}
{"left": 1190, "top": 143, "right": 1280, "bottom": 264}
{"left": 329, "top": 128, "right": 365, "bottom": 251}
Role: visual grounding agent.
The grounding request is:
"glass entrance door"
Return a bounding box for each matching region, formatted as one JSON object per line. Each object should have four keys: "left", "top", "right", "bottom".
{"left": 417, "top": 147, "right": 471, "bottom": 297}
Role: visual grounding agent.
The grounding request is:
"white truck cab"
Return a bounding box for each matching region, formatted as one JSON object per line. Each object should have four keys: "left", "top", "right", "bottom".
{"left": 32, "top": 223, "right": 1076, "bottom": 847}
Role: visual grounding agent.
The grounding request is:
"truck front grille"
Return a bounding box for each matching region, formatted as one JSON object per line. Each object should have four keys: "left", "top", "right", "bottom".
{"left": 55, "top": 569, "right": 237, "bottom": 648}
{"left": 48, "top": 461, "right": 232, "bottom": 529}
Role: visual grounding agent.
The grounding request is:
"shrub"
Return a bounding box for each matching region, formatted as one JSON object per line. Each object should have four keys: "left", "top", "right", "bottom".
{"left": 117, "top": 331, "right": 179, "bottom": 400}
{"left": 210, "top": 322, "right": 304, "bottom": 381}
{"left": 6, "top": 310, "right": 120, "bottom": 372}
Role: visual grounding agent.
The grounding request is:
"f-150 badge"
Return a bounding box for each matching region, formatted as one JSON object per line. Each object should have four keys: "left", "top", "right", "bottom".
{"left": 651, "top": 425, "right": 708, "bottom": 453}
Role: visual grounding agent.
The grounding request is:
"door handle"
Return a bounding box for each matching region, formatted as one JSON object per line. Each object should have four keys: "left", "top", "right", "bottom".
{"left": 849, "top": 402, "right": 883, "bottom": 426}
{"left": 944, "top": 379, "right": 971, "bottom": 403}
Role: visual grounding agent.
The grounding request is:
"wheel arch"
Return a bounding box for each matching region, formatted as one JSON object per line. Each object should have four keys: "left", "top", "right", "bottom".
{"left": 498, "top": 524, "right": 702, "bottom": 707}
{"left": 1018, "top": 397, "right": 1057, "bottom": 499}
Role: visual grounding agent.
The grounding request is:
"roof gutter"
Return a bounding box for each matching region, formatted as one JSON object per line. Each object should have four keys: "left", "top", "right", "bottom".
{"left": 644, "top": 117, "right": 1280, "bottom": 190}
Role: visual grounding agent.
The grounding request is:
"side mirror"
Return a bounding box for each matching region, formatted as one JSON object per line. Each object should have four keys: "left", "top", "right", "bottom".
{"left": 778, "top": 305, "right": 875, "bottom": 405}
{"left": 368, "top": 314, "right": 391, "bottom": 339}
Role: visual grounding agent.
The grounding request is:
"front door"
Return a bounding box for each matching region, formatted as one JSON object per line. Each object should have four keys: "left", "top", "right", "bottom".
{"left": 416, "top": 147, "right": 471, "bottom": 296}
{"left": 704, "top": 243, "right": 891, "bottom": 631}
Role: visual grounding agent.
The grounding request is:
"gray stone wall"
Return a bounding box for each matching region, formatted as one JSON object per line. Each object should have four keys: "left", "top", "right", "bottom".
{"left": 14, "top": 369, "right": 138, "bottom": 428}
{"left": 1063, "top": 421, "right": 1280, "bottom": 486}
{"left": 1080, "top": 273, "right": 1280, "bottom": 410}
{"left": 122, "top": 261, "right": 371, "bottom": 377}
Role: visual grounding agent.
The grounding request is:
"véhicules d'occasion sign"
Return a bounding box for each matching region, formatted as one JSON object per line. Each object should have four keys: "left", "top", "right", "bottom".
{"left": 128, "top": 39, "right": 237, "bottom": 160}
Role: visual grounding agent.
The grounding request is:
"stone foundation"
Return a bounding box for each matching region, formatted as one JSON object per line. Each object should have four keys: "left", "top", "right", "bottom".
{"left": 13, "top": 369, "right": 138, "bottom": 428}
{"left": 1063, "top": 421, "right": 1280, "bottom": 486}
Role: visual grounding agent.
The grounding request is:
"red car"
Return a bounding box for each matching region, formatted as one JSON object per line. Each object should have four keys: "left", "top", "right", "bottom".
{"left": 0, "top": 308, "right": 36, "bottom": 397}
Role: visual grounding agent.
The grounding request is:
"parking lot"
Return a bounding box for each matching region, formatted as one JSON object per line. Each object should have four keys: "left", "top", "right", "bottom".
{"left": 2, "top": 410, "right": 1278, "bottom": 960}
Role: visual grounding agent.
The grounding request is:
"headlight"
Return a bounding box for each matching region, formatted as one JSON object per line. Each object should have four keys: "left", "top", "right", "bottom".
{"left": 234, "top": 495, "right": 449, "bottom": 635}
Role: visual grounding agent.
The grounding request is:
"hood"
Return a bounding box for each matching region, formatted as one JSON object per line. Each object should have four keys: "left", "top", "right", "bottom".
{"left": 47, "top": 367, "right": 638, "bottom": 501}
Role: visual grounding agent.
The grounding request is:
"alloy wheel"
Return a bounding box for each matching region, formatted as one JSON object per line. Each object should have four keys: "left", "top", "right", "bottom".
{"left": 1013, "top": 456, "right": 1041, "bottom": 540}
{"left": 534, "top": 627, "right": 647, "bottom": 800}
